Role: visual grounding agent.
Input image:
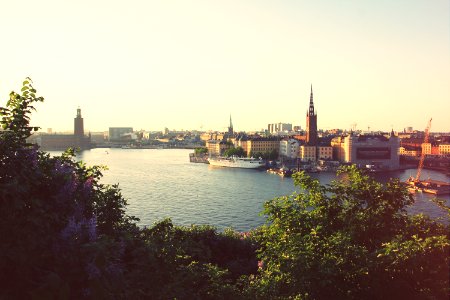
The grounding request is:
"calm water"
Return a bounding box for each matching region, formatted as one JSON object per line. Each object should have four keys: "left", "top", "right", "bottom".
{"left": 53, "top": 149, "right": 449, "bottom": 231}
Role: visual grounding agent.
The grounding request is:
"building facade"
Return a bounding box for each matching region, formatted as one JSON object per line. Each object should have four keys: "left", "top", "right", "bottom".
{"left": 331, "top": 132, "right": 400, "bottom": 170}
{"left": 38, "top": 108, "right": 91, "bottom": 150}
{"left": 206, "top": 140, "right": 229, "bottom": 157}
{"left": 109, "top": 127, "right": 133, "bottom": 142}
{"left": 280, "top": 138, "right": 300, "bottom": 159}
{"left": 299, "top": 145, "right": 317, "bottom": 162}
{"left": 317, "top": 146, "right": 333, "bottom": 160}
{"left": 247, "top": 137, "right": 280, "bottom": 157}
{"left": 268, "top": 123, "right": 293, "bottom": 135}
{"left": 438, "top": 144, "right": 450, "bottom": 156}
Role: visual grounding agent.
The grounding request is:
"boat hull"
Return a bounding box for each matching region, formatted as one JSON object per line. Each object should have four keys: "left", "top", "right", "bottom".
{"left": 208, "top": 157, "right": 264, "bottom": 169}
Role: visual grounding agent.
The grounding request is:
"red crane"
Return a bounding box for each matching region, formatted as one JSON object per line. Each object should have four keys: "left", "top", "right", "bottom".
{"left": 415, "top": 118, "right": 432, "bottom": 181}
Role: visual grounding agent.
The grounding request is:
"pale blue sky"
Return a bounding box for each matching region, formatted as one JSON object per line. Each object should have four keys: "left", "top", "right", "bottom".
{"left": 0, "top": 0, "right": 449, "bottom": 132}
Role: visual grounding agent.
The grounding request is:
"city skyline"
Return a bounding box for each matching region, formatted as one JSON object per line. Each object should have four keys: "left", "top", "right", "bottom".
{"left": 1, "top": 1, "right": 449, "bottom": 132}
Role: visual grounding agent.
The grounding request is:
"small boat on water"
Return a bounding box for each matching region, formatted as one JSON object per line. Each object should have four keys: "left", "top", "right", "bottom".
{"left": 406, "top": 177, "right": 450, "bottom": 195}
{"left": 267, "top": 167, "right": 293, "bottom": 177}
{"left": 208, "top": 156, "right": 265, "bottom": 169}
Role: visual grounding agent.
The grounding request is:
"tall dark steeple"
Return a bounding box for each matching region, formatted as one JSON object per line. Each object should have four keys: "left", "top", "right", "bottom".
{"left": 308, "top": 84, "right": 315, "bottom": 116}
{"left": 74, "top": 107, "right": 84, "bottom": 138}
{"left": 228, "top": 114, "right": 234, "bottom": 135}
{"left": 306, "top": 85, "right": 318, "bottom": 145}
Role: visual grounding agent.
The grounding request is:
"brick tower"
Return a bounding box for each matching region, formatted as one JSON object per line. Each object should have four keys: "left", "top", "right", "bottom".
{"left": 306, "top": 85, "right": 318, "bottom": 145}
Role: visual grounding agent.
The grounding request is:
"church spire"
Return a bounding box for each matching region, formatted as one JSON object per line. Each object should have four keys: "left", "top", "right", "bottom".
{"left": 228, "top": 114, "right": 234, "bottom": 135}
{"left": 308, "top": 84, "right": 315, "bottom": 116}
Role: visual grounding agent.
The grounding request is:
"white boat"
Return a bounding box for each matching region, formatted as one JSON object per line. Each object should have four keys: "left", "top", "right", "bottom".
{"left": 208, "top": 156, "right": 265, "bottom": 169}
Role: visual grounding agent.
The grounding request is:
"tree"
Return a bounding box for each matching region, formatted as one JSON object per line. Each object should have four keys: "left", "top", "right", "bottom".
{"left": 194, "top": 147, "right": 208, "bottom": 155}
{"left": 0, "top": 80, "right": 258, "bottom": 299}
{"left": 248, "top": 166, "right": 449, "bottom": 299}
{"left": 0, "top": 79, "right": 138, "bottom": 298}
{"left": 249, "top": 149, "right": 278, "bottom": 160}
{"left": 223, "top": 146, "right": 246, "bottom": 157}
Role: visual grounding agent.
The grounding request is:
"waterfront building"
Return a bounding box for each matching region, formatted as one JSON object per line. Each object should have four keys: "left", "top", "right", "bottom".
{"left": 247, "top": 137, "right": 280, "bottom": 157}
{"left": 306, "top": 85, "right": 318, "bottom": 145}
{"left": 399, "top": 147, "right": 419, "bottom": 157}
{"left": 331, "top": 131, "right": 400, "bottom": 170}
{"left": 331, "top": 136, "right": 346, "bottom": 161}
{"left": 299, "top": 145, "right": 316, "bottom": 162}
{"left": 317, "top": 146, "right": 333, "bottom": 160}
{"left": 280, "top": 138, "right": 300, "bottom": 159}
{"left": 109, "top": 127, "right": 133, "bottom": 142}
{"left": 37, "top": 108, "right": 91, "bottom": 150}
{"left": 74, "top": 107, "right": 84, "bottom": 139}
{"left": 438, "top": 144, "right": 450, "bottom": 156}
{"left": 234, "top": 136, "right": 250, "bottom": 155}
{"left": 90, "top": 132, "right": 107, "bottom": 145}
{"left": 206, "top": 140, "right": 229, "bottom": 157}
{"left": 421, "top": 143, "right": 432, "bottom": 155}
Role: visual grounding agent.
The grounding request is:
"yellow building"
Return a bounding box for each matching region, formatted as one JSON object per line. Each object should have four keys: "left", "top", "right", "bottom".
{"left": 421, "top": 143, "right": 432, "bottom": 155}
{"left": 399, "top": 147, "right": 419, "bottom": 157}
{"left": 201, "top": 132, "right": 225, "bottom": 142}
{"left": 331, "top": 136, "right": 346, "bottom": 161}
{"left": 317, "top": 146, "right": 333, "bottom": 160}
{"left": 247, "top": 138, "right": 280, "bottom": 157}
{"left": 234, "top": 138, "right": 250, "bottom": 156}
{"left": 299, "top": 145, "right": 317, "bottom": 162}
{"left": 438, "top": 144, "right": 450, "bottom": 155}
{"left": 206, "top": 140, "right": 229, "bottom": 157}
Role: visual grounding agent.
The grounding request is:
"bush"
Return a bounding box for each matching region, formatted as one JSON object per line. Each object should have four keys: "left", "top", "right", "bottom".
{"left": 248, "top": 166, "right": 449, "bottom": 299}
{"left": 1, "top": 80, "right": 448, "bottom": 299}
{"left": 0, "top": 80, "right": 258, "bottom": 299}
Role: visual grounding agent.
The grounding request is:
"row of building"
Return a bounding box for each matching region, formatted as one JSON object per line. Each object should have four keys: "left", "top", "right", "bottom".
{"left": 400, "top": 144, "right": 450, "bottom": 157}
{"left": 206, "top": 132, "right": 400, "bottom": 170}
{"left": 206, "top": 86, "right": 401, "bottom": 170}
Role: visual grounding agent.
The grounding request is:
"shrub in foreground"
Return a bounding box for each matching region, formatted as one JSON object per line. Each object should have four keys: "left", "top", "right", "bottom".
{"left": 1, "top": 80, "right": 448, "bottom": 299}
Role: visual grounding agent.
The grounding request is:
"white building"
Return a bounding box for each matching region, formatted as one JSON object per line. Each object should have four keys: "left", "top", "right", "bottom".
{"left": 280, "top": 138, "right": 300, "bottom": 159}
{"left": 268, "top": 123, "right": 293, "bottom": 135}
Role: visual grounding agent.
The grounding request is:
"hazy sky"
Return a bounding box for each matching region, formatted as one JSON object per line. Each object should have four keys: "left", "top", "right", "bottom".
{"left": 0, "top": 0, "right": 449, "bottom": 133}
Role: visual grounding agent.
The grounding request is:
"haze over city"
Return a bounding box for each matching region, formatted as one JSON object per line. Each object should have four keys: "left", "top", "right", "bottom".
{"left": 0, "top": 0, "right": 449, "bottom": 132}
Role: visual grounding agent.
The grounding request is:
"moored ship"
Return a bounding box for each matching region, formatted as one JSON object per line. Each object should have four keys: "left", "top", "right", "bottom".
{"left": 208, "top": 156, "right": 265, "bottom": 169}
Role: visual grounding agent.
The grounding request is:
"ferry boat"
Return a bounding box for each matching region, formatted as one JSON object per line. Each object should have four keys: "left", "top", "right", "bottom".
{"left": 208, "top": 156, "right": 265, "bottom": 169}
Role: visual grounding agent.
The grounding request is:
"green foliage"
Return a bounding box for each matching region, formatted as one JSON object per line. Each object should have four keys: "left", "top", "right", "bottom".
{"left": 0, "top": 79, "right": 258, "bottom": 299}
{"left": 195, "top": 147, "right": 208, "bottom": 155}
{"left": 250, "top": 149, "right": 278, "bottom": 160}
{"left": 1, "top": 80, "right": 448, "bottom": 299}
{"left": 0, "top": 78, "right": 43, "bottom": 145}
{"left": 250, "top": 166, "right": 449, "bottom": 299}
{"left": 122, "top": 219, "right": 258, "bottom": 299}
{"left": 223, "top": 146, "right": 246, "bottom": 157}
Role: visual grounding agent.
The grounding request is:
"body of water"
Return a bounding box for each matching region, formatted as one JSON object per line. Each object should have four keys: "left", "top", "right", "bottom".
{"left": 54, "top": 148, "right": 449, "bottom": 231}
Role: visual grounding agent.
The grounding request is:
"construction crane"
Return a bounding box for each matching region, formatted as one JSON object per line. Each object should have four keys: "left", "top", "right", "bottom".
{"left": 415, "top": 118, "right": 432, "bottom": 181}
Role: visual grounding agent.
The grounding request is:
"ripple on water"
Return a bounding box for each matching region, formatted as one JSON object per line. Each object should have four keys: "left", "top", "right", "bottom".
{"left": 48, "top": 148, "right": 450, "bottom": 231}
